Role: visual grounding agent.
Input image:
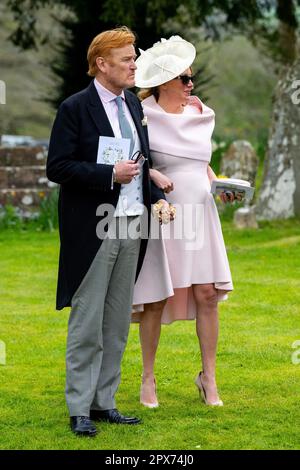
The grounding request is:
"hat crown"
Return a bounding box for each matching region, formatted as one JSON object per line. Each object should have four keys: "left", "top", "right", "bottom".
{"left": 135, "top": 35, "right": 196, "bottom": 88}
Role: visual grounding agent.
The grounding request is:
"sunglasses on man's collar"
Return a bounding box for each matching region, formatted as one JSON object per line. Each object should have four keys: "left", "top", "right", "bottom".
{"left": 130, "top": 150, "right": 147, "bottom": 166}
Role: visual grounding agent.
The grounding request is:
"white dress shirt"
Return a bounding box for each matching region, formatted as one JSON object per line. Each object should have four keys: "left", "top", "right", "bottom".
{"left": 94, "top": 78, "right": 144, "bottom": 217}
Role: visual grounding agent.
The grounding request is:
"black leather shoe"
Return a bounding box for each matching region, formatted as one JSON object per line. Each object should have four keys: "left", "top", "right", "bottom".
{"left": 90, "top": 408, "right": 141, "bottom": 425}
{"left": 70, "top": 416, "right": 97, "bottom": 436}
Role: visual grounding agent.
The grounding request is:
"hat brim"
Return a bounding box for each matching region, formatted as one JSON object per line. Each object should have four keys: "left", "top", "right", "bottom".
{"left": 135, "top": 38, "right": 196, "bottom": 88}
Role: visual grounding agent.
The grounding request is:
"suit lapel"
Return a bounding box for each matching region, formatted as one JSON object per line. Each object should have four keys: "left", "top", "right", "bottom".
{"left": 86, "top": 83, "right": 148, "bottom": 155}
{"left": 86, "top": 81, "right": 115, "bottom": 137}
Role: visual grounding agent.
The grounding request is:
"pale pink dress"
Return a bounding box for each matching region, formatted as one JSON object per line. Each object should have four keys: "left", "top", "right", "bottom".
{"left": 132, "top": 95, "right": 233, "bottom": 324}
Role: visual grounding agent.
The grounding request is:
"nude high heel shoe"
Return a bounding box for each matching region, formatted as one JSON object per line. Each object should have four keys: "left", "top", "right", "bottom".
{"left": 140, "top": 377, "right": 159, "bottom": 408}
{"left": 195, "top": 371, "right": 223, "bottom": 406}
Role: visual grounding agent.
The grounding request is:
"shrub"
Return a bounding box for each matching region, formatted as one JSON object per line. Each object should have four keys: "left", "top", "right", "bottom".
{"left": 37, "top": 188, "right": 59, "bottom": 231}
{"left": 0, "top": 204, "right": 23, "bottom": 230}
{"left": 0, "top": 189, "right": 59, "bottom": 232}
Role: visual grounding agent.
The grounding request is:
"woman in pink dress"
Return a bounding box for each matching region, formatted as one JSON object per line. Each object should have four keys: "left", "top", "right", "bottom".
{"left": 132, "top": 36, "right": 235, "bottom": 408}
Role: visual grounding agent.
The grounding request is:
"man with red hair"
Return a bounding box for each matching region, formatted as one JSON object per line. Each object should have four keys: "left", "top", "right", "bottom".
{"left": 47, "top": 27, "right": 165, "bottom": 436}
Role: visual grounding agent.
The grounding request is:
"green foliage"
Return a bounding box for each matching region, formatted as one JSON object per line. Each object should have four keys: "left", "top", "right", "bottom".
{"left": 3, "top": 0, "right": 284, "bottom": 138}
{"left": 210, "top": 138, "right": 232, "bottom": 175}
{"left": 5, "top": 0, "right": 285, "bottom": 106}
{"left": 1, "top": 6, "right": 274, "bottom": 151}
{"left": 7, "top": 0, "right": 186, "bottom": 105}
{"left": 37, "top": 188, "right": 59, "bottom": 231}
{"left": 258, "top": 0, "right": 299, "bottom": 65}
{"left": 220, "top": 201, "right": 245, "bottom": 222}
{"left": 0, "top": 3, "right": 56, "bottom": 137}
{"left": 0, "top": 204, "right": 22, "bottom": 230}
{"left": 0, "top": 189, "right": 59, "bottom": 233}
{"left": 207, "top": 35, "right": 276, "bottom": 143}
{"left": 253, "top": 137, "right": 268, "bottom": 200}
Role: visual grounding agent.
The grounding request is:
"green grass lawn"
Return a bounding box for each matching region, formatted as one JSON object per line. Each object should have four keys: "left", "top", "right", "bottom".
{"left": 0, "top": 219, "right": 300, "bottom": 450}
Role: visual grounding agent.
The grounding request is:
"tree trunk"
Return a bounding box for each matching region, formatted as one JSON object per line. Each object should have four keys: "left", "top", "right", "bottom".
{"left": 276, "top": 0, "right": 297, "bottom": 64}
{"left": 256, "top": 51, "right": 300, "bottom": 220}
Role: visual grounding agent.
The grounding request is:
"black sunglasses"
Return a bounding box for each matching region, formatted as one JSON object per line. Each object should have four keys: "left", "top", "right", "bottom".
{"left": 175, "top": 75, "right": 194, "bottom": 85}
{"left": 130, "top": 150, "right": 147, "bottom": 165}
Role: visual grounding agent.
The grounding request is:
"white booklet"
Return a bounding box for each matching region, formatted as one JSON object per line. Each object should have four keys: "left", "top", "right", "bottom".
{"left": 211, "top": 178, "right": 255, "bottom": 202}
{"left": 97, "top": 136, "right": 130, "bottom": 165}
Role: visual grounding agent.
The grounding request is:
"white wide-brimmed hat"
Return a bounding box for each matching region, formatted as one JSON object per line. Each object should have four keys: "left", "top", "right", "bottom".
{"left": 135, "top": 35, "right": 196, "bottom": 88}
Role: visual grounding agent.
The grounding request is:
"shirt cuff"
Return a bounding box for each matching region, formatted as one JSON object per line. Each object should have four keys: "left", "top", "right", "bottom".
{"left": 111, "top": 166, "right": 116, "bottom": 190}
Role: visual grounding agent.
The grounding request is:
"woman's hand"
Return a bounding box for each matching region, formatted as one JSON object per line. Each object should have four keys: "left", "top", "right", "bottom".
{"left": 219, "top": 191, "right": 235, "bottom": 204}
{"left": 219, "top": 191, "right": 245, "bottom": 203}
{"left": 208, "top": 167, "right": 245, "bottom": 204}
{"left": 153, "top": 199, "right": 176, "bottom": 225}
{"left": 150, "top": 168, "right": 174, "bottom": 193}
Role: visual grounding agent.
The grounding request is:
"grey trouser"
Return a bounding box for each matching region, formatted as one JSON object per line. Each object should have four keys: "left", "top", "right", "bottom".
{"left": 66, "top": 216, "right": 141, "bottom": 416}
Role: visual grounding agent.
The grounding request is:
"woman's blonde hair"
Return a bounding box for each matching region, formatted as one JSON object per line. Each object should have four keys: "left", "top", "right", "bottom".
{"left": 137, "top": 87, "right": 160, "bottom": 101}
{"left": 87, "top": 26, "right": 136, "bottom": 77}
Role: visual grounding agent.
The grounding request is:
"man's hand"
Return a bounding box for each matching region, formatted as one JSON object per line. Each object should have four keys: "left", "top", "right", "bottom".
{"left": 114, "top": 160, "right": 140, "bottom": 184}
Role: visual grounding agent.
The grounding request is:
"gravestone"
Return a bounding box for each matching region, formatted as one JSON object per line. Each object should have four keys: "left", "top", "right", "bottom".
{"left": 220, "top": 140, "right": 259, "bottom": 185}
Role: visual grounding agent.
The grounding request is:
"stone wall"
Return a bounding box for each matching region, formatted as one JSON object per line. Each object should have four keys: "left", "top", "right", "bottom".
{"left": 0, "top": 146, "right": 56, "bottom": 214}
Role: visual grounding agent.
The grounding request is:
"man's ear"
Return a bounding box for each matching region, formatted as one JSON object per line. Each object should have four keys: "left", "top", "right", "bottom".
{"left": 96, "top": 56, "right": 106, "bottom": 73}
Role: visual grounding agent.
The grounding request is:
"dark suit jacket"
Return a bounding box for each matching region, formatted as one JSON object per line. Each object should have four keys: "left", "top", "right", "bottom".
{"left": 47, "top": 81, "right": 164, "bottom": 310}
